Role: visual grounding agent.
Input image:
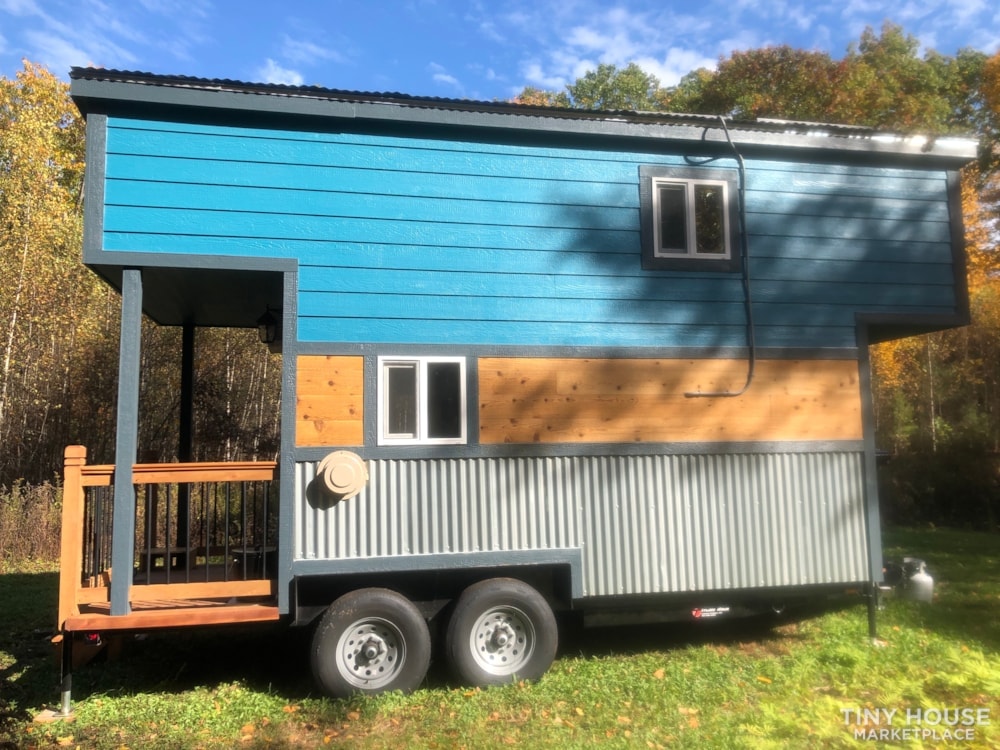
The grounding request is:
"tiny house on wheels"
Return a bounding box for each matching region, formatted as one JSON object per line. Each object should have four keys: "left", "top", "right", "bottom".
{"left": 54, "top": 67, "right": 975, "bottom": 707}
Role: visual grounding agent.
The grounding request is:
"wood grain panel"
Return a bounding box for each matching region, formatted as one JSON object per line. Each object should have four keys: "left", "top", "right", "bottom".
{"left": 478, "top": 358, "right": 862, "bottom": 444}
{"left": 296, "top": 355, "right": 364, "bottom": 446}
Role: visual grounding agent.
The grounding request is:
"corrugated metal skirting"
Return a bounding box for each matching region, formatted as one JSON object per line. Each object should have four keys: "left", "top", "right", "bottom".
{"left": 294, "top": 452, "right": 869, "bottom": 598}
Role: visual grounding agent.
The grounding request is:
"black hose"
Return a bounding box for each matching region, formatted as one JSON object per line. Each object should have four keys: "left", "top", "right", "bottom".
{"left": 684, "top": 115, "right": 756, "bottom": 398}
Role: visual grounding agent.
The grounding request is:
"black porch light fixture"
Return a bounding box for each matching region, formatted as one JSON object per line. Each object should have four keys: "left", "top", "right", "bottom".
{"left": 256, "top": 306, "right": 280, "bottom": 345}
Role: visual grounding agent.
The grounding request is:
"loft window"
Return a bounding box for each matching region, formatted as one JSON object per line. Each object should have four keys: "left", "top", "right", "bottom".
{"left": 640, "top": 165, "right": 740, "bottom": 272}
{"left": 377, "top": 356, "right": 467, "bottom": 445}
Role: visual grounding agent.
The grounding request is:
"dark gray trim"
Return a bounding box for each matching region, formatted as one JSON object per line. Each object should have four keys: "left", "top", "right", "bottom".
{"left": 110, "top": 269, "right": 143, "bottom": 616}
{"left": 363, "top": 355, "right": 377, "bottom": 448}
{"left": 89, "top": 250, "right": 297, "bottom": 274}
{"left": 855, "top": 326, "right": 884, "bottom": 586}
{"left": 638, "top": 164, "right": 741, "bottom": 273}
{"left": 69, "top": 75, "right": 978, "bottom": 165}
{"left": 81, "top": 114, "right": 107, "bottom": 265}
{"left": 946, "top": 169, "right": 972, "bottom": 327}
{"left": 293, "top": 440, "right": 866, "bottom": 463}
{"left": 466, "top": 356, "right": 481, "bottom": 442}
{"left": 295, "top": 342, "right": 860, "bottom": 360}
{"left": 276, "top": 270, "right": 299, "bottom": 615}
{"left": 290, "top": 549, "right": 585, "bottom": 600}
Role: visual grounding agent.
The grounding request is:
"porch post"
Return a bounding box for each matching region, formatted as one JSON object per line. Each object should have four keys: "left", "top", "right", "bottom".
{"left": 110, "top": 268, "right": 143, "bottom": 616}
{"left": 179, "top": 320, "right": 194, "bottom": 462}
{"left": 176, "top": 321, "right": 195, "bottom": 551}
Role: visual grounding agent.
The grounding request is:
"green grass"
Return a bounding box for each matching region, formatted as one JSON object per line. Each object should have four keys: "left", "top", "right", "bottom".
{"left": 3, "top": 529, "right": 998, "bottom": 749}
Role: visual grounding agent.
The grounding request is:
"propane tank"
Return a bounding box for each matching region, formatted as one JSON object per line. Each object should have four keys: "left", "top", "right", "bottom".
{"left": 901, "top": 557, "right": 934, "bottom": 603}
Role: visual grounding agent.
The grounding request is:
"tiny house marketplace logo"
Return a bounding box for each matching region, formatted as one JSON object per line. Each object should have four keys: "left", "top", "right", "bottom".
{"left": 841, "top": 706, "right": 991, "bottom": 742}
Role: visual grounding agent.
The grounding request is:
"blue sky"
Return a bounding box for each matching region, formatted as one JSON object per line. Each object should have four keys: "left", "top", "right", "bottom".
{"left": 2, "top": 0, "right": 998, "bottom": 100}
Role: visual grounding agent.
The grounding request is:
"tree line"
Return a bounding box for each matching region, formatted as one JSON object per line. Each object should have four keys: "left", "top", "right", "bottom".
{"left": 0, "top": 62, "right": 282, "bottom": 485}
{"left": 2, "top": 22, "right": 999, "bottom": 528}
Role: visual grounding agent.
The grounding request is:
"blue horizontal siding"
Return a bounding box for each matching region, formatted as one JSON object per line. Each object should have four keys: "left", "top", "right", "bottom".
{"left": 101, "top": 117, "right": 961, "bottom": 349}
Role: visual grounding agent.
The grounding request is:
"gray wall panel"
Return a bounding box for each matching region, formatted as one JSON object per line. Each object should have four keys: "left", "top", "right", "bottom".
{"left": 294, "top": 451, "right": 868, "bottom": 598}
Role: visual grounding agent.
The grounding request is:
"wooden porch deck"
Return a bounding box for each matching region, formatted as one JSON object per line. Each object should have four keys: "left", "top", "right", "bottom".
{"left": 59, "top": 445, "right": 281, "bottom": 634}
{"left": 66, "top": 599, "right": 281, "bottom": 632}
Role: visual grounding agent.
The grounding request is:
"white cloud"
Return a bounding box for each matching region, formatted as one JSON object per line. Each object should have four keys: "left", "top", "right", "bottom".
{"left": 0, "top": 0, "right": 41, "bottom": 14}
{"left": 950, "top": 0, "right": 986, "bottom": 23}
{"left": 634, "top": 48, "right": 718, "bottom": 87}
{"left": 433, "top": 71, "right": 460, "bottom": 87}
{"left": 281, "top": 35, "right": 348, "bottom": 66}
{"left": 257, "top": 58, "right": 304, "bottom": 86}
{"left": 476, "top": 19, "right": 505, "bottom": 44}
{"left": 521, "top": 60, "right": 567, "bottom": 90}
{"left": 137, "top": 0, "right": 211, "bottom": 19}
{"left": 23, "top": 30, "right": 95, "bottom": 73}
{"left": 429, "top": 62, "right": 462, "bottom": 91}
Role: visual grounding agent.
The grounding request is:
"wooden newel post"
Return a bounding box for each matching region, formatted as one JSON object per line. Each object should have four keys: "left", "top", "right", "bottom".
{"left": 58, "top": 446, "right": 87, "bottom": 633}
{"left": 55, "top": 445, "right": 87, "bottom": 718}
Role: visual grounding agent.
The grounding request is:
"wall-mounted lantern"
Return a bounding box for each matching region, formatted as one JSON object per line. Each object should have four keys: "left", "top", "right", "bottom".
{"left": 256, "top": 306, "right": 281, "bottom": 348}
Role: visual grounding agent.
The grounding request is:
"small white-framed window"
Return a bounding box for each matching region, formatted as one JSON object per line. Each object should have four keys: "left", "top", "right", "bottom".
{"left": 377, "top": 356, "right": 467, "bottom": 445}
{"left": 639, "top": 165, "right": 740, "bottom": 272}
{"left": 652, "top": 178, "right": 730, "bottom": 259}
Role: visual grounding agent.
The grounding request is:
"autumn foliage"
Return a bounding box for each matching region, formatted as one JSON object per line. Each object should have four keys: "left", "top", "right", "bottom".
{"left": 0, "top": 61, "right": 282, "bottom": 488}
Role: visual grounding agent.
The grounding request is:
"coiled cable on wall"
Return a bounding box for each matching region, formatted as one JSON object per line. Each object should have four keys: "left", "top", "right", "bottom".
{"left": 684, "top": 115, "right": 756, "bottom": 398}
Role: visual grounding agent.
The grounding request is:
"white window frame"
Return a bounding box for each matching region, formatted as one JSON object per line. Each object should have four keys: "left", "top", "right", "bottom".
{"left": 639, "top": 165, "right": 740, "bottom": 273}
{"left": 651, "top": 177, "right": 732, "bottom": 260}
{"left": 377, "top": 356, "right": 467, "bottom": 446}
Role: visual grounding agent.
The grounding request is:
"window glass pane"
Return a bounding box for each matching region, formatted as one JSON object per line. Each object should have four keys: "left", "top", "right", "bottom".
{"left": 694, "top": 183, "right": 726, "bottom": 255}
{"left": 657, "top": 183, "right": 687, "bottom": 253}
{"left": 386, "top": 364, "right": 417, "bottom": 437}
{"left": 426, "top": 361, "right": 462, "bottom": 439}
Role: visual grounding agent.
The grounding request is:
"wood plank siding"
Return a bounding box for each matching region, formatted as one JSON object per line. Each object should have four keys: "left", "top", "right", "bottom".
{"left": 296, "top": 355, "right": 364, "bottom": 446}
{"left": 294, "top": 355, "right": 861, "bottom": 447}
{"left": 101, "top": 118, "right": 960, "bottom": 351}
{"left": 478, "top": 358, "right": 862, "bottom": 444}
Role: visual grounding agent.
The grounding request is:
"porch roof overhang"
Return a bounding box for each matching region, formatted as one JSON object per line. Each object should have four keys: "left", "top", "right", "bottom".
{"left": 90, "top": 263, "right": 284, "bottom": 328}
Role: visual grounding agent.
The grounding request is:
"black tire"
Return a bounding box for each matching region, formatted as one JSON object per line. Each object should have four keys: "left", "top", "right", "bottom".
{"left": 445, "top": 577, "right": 558, "bottom": 687}
{"left": 311, "top": 588, "right": 431, "bottom": 698}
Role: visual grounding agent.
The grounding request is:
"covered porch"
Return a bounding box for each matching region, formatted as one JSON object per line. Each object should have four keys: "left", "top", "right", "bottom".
{"left": 55, "top": 259, "right": 295, "bottom": 630}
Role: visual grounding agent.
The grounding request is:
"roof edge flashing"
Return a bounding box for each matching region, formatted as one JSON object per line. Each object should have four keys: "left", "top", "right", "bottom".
{"left": 68, "top": 67, "right": 979, "bottom": 162}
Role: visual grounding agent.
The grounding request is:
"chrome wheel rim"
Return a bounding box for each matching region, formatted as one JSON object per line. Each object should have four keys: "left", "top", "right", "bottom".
{"left": 336, "top": 617, "right": 406, "bottom": 689}
{"left": 469, "top": 605, "right": 535, "bottom": 676}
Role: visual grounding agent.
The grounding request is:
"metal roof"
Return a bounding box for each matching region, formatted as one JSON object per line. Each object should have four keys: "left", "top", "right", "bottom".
{"left": 69, "top": 67, "right": 978, "bottom": 164}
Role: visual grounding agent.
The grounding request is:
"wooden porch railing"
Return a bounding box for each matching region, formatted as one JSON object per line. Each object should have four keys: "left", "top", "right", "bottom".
{"left": 58, "top": 445, "right": 279, "bottom": 632}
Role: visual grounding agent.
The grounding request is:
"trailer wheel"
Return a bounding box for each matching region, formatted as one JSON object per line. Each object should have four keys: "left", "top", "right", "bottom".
{"left": 445, "top": 578, "right": 557, "bottom": 687}
{"left": 311, "top": 588, "right": 431, "bottom": 698}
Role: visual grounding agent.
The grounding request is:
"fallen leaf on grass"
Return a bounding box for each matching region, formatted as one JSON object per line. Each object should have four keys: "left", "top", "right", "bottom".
{"left": 756, "top": 675, "right": 772, "bottom": 684}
